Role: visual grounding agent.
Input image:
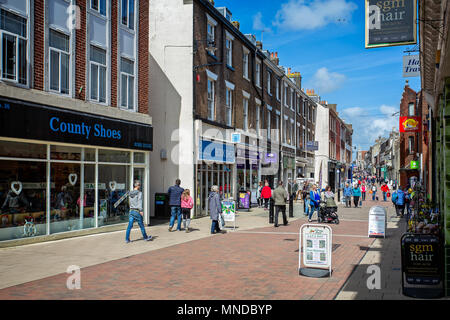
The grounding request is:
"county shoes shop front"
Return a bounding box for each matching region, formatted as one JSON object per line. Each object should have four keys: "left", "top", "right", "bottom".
{"left": 0, "top": 97, "right": 153, "bottom": 245}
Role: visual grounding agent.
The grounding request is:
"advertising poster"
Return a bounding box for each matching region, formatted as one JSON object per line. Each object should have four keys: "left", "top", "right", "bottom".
{"left": 99, "top": 199, "right": 108, "bottom": 219}
{"left": 399, "top": 116, "right": 422, "bottom": 133}
{"left": 239, "top": 192, "right": 250, "bottom": 210}
{"left": 302, "top": 226, "right": 331, "bottom": 268}
{"left": 365, "top": 0, "right": 417, "bottom": 48}
{"left": 368, "top": 206, "right": 386, "bottom": 237}
{"left": 221, "top": 200, "right": 236, "bottom": 222}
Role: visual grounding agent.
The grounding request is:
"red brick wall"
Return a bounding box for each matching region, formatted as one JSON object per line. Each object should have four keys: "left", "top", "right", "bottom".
{"left": 138, "top": 0, "right": 149, "bottom": 115}
{"left": 75, "top": 0, "right": 86, "bottom": 100}
{"left": 33, "top": 0, "right": 45, "bottom": 90}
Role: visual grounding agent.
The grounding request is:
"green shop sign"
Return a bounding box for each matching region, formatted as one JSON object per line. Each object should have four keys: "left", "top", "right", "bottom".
{"left": 411, "top": 161, "right": 419, "bottom": 169}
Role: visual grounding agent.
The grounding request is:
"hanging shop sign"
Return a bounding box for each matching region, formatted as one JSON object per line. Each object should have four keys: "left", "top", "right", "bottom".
{"left": 0, "top": 98, "right": 153, "bottom": 151}
{"left": 410, "top": 161, "right": 419, "bottom": 170}
{"left": 306, "top": 141, "right": 319, "bottom": 151}
{"left": 263, "top": 152, "right": 278, "bottom": 164}
{"left": 231, "top": 133, "right": 241, "bottom": 144}
{"left": 399, "top": 116, "right": 422, "bottom": 133}
{"left": 401, "top": 234, "right": 444, "bottom": 299}
{"left": 298, "top": 224, "right": 332, "bottom": 278}
{"left": 198, "top": 140, "right": 235, "bottom": 163}
{"left": 403, "top": 55, "right": 420, "bottom": 77}
{"left": 368, "top": 206, "right": 386, "bottom": 238}
{"left": 283, "top": 156, "right": 296, "bottom": 169}
{"left": 365, "top": 0, "right": 417, "bottom": 49}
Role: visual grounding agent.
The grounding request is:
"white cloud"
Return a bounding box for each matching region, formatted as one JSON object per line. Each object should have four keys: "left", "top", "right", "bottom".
{"left": 253, "top": 12, "right": 272, "bottom": 32}
{"left": 273, "top": 0, "right": 358, "bottom": 31}
{"left": 310, "top": 67, "right": 346, "bottom": 93}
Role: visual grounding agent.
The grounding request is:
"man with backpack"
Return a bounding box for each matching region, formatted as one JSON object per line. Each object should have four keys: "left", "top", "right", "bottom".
{"left": 392, "top": 187, "right": 406, "bottom": 217}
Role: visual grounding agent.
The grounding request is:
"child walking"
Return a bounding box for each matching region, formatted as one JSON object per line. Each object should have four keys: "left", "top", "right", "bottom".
{"left": 181, "top": 189, "right": 194, "bottom": 233}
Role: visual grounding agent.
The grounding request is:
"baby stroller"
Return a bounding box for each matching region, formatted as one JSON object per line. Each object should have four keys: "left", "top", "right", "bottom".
{"left": 318, "top": 200, "right": 340, "bottom": 224}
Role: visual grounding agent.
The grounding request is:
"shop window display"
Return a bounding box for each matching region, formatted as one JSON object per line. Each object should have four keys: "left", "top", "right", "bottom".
{"left": 98, "top": 165, "right": 130, "bottom": 227}
{"left": 98, "top": 149, "right": 130, "bottom": 163}
{"left": 0, "top": 160, "right": 47, "bottom": 241}
{"left": 0, "top": 141, "right": 46, "bottom": 159}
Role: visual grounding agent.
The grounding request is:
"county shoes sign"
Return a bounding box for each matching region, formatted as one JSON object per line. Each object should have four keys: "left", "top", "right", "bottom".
{"left": 0, "top": 97, "right": 153, "bottom": 151}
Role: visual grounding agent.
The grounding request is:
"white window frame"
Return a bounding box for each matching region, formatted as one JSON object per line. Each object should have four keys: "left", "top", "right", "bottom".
{"left": 0, "top": 7, "right": 29, "bottom": 86}
{"left": 225, "top": 31, "right": 234, "bottom": 68}
{"left": 121, "top": 0, "right": 135, "bottom": 30}
{"left": 408, "top": 103, "right": 415, "bottom": 116}
{"left": 242, "top": 47, "right": 249, "bottom": 80}
{"left": 267, "top": 110, "right": 271, "bottom": 140}
{"left": 267, "top": 70, "right": 272, "bottom": 95}
{"left": 255, "top": 99, "right": 261, "bottom": 135}
{"left": 89, "top": 45, "right": 107, "bottom": 104}
{"left": 255, "top": 59, "right": 261, "bottom": 88}
{"left": 120, "top": 56, "right": 136, "bottom": 111}
{"left": 290, "top": 88, "right": 294, "bottom": 110}
{"left": 90, "top": 0, "right": 106, "bottom": 16}
{"left": 276, "top": 78, "right": 280, "bottom": 101}
{"left": 225, "top": 86, "right": 233, "bottom": 126}
{"left": 207, "top": 70, "right": 218, "bottom": 121}
{"left": 290, "top": 119, "right": 295, "bottom": 146}
{"left": 243, "top": 90, "right": 250, "bottom": 131}
{"left": 284, "top": 83, "right": 288, "bottom": 107}
{"left": 48, "top": 28, "right": 71, "bottom": 96}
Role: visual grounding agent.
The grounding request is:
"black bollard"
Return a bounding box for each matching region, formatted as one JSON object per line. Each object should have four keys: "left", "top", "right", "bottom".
{"left": 289, "top": 195, "right": 294, "bottom": 217}
{"left": 269, "top": 198, "right": 274, "bottom": 224}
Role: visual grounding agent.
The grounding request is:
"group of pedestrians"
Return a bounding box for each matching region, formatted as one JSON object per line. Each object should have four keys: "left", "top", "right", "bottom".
{"left": 343, "top": 183, "right": 362, "bottom": 208}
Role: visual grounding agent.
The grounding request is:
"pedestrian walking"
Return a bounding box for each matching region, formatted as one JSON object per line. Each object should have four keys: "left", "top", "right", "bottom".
{"left": 304, "top": 192, "right": 311, "bottom": 216}
{"left": 168, "top": 179, "right": 184, "bottom": 232}
{"left": 261, "top": 182, "right": 272, "bottom": 210}
{"left": 352, "top": 184, "right": 361, "bottom": 208}
{"left": 181, "top": 189, "right": 193, "bottom": 233}
{"left": 308, "top": 185, "right": 321, "bottom": 222}
{"left": 405, "top": 188, "right": 413, "bottom": 217}
{"left": 125, "top": 180, "right": 152, "bottom": 243}
{"left": 381, "top": 182, "right": 389, "bottom": 202}
{"left": 392, "top": 187, "right": 406, "bottom": 217}
{"left": 271, "top": 181, "right": 288, "bottom": 227}
{"left": 208, "top": 185, "right": 225, "bottom": 234}
{"left": 257, "top": 181, "right": 263, "bottom": 208}
{"left": 293, "top": 180, "right": 299, "bottom": 202}
{"left": 371, "top": 184, "right": 378, "bottom": 201}
{"left": 361, "top": 184, "right": 366, "bottom": 201}
{"left": 343, "top": 183, "right": 352, "bottom": 208}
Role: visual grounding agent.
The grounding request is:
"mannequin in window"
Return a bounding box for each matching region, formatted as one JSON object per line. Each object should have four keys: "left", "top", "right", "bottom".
{"left": 1, "top": 187, "right": 29, "bottom": 214}
{"left": 55, "top": 186, "right": 73, "bottom": 220}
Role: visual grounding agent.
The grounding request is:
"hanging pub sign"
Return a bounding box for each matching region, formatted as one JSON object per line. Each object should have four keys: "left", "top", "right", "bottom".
{"left": 365, "top": 0, "right": 417, "bottom": 49}
{"left": 399, "top": 116, "right": 422, "bottom": 133}
{"left": 401, "top": 234, "right": 444, "bottom": 299}
{"left": 0, "top": 97, "right": 153, "bottom": 150}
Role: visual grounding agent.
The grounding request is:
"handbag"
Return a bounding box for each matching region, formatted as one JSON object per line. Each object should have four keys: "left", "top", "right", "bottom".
{"left": 387, "top": 192, "right": 390, "bottom": 197}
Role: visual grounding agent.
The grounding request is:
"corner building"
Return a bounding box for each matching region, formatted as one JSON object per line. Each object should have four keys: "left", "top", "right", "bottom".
{"left": 0, "top": 0, "right": 152, "bottom": 245}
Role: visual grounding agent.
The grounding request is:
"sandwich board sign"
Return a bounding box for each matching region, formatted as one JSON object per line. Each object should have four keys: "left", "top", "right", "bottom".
{"left": 368, "top": 206, "right": 386, "bottom": 238}
{"left": 221, "top": 199, "right": 236, "bottom": 230}
{"left": 298, "top": 224, "right": 332, "bottom": 278}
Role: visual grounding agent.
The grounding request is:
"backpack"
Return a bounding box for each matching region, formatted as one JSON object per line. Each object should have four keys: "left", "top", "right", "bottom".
{"left": 392, "top": 192, "right": 398, "bottom": 204}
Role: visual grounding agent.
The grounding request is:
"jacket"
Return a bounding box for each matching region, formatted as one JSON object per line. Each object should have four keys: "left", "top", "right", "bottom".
{"left": 129, "top": 190, "right": 142, "bottom": 211}
{"left": 168, "top": 185, "right": 184, "bottom": 206}
{"left": 272, "top": 186, "right": 288, "bottom": 206}
{"left": 181, "top": 196, "right": 194, "bottom": 209}
{"left": 381, "top": 185, "right": 389, "bottom": 193}
{"left": 343, "top": 187, "right": 352, "bottom": 197}
{"left": 208, "top": 192, "right": 222, "bottom": 221}
{"left": 309, "top": 190, "right": 321, "bottom": 207}
{"left": 395, "top": 190, "right": 406, "bottom": 206}
{"left": 261, "top": 186, "right": 272, "bottom": 199}
{"left": 361, "top": 186, "right": 366, "bottom": 192}
{"left": 352, "top": 187, "right": 362, "bottom": 197}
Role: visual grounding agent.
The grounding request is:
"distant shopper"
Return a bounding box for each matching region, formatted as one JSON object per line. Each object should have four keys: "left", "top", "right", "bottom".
{"left": 392, "top": 187, "right": 406, "bottom": 217}
{"left": 308, "top": 185, "right": 321, "bottom": 222}
{"left": 352, "top": 184, "right": 361, "bottom": 208}
{"left": 209, "top": 185, "right": 225, "bottom": 234}
{"left": 324, "top": 186, "right": 337, "bottom": 208}
{"left": 304, "top": 192, "right": 311, "bottom": 216}
{"left": 343, "top": 183, "right": 352, "bottom": 208}
{"left": 371, "top": 184, "right": 378, "bottom": 201}
{"left": 261, "top": 182, "right": 272, "bottom": 210}
{"left": 381, "top": 182, "right": 390, "bottom": 202}
{"left": 272, "top": 181, "right": 288, "bottom": 227}
{"left": 125, "top": 180, "right": 152, "bottom": 243}
{"left": 168, "top": 179, "right": 184, "bottom": 232}
{"left": 257, "top": 181, "right": 264, "bottom": 208}
{"left": 181, "top": 189, "right": 194, "bottom": 233}
{"left": 361, "top": 184, "right": 366, "bottom": 201}
{"left": 293, "top": 181, "right": 299, "bottom": 202}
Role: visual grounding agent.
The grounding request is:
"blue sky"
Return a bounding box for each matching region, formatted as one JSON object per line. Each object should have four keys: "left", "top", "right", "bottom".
{"left": 214, "top": 0, "right": 421, "bottom": 152}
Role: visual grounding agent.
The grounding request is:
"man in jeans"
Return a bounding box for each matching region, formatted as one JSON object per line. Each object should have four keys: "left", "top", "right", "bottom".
{"left": 272, "top": 181, "right": 288, "bottom": 227}
{"left": 168, "top": 179, "right": 184, "bottom": 232}
{"left": 343, "top": 183, "right": 352, "bottom": 208}
{"left": 125, "top": 180, "right": 152, "bottom": 243}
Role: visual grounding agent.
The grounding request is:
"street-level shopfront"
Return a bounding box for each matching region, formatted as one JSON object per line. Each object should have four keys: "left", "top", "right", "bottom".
{"left": 236, "top": 146, "right": 260, "bottom": 205}
{"left": 282, "top": 150, "right": 296, "bottom": 185}
{"left": 0, "top": 97, "right": 153, "bottom": 242}
{"left": 196, "top": 139, "right": 235, "bottom": 217}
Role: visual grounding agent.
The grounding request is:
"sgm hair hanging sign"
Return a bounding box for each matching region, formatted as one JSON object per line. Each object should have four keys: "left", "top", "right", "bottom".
{"left": 0, "top": 97, "right": 153, "bottom": 151}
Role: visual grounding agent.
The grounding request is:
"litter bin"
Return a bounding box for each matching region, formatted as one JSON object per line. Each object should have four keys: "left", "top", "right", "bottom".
{"left": 155, "top": 193, "right": 170, "bottom": 218}
{"left": 238, "top": 190, "right": 251, "bottom": 212}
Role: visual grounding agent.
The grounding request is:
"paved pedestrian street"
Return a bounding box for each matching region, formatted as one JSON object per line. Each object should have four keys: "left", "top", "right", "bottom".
{"left": 0, "top": 199, "right": 423, "bottom": 300}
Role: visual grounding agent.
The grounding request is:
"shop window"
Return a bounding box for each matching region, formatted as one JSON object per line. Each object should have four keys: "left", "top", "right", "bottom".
{"left": 0, "top": 160, "right": 47, "bottom": 241}
{"left": 133, "top": 152, "right": 145, "bottom": 164}
{"left": 50, "top": 145, "right": 81, "bottom": 161}
{"left": 0, "top": 8, "right": 28, "bottom": 85}
{"left": 0, "top": 140, "right": 46, "bottom": 159}
{"left": 98, "top": 149, "right": 130, "bottom": 163}
{"left": 98, "top": 165, "right": 130, "bottom": 227}
{"left": 50, "top": 162, "right": 82, "bottom": 234}
{"left": 84, "top": 148, "right": 96, "bottom": 162}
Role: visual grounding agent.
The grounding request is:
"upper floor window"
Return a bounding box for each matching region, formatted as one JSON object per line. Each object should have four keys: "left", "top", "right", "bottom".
{"left": 121, "top": 0, "right": 135, "bottom": 30}
{"left": 243, "top": 98, "right": 249, "bottom": 131}
{"left": 225, "top": 37, "right": 232, "bottom": 67}
{"left": 255, "top": 104, "right": 260, "bottom": 135}
{"left": 120, "top": 57, "right": 135, "bottom": 110}
{"left": 90, "top": 45, "right": 107, "bottom": 103}
{"left": 267, "top": 71, "right": 271, "bottom": 95}
{"left": 0, "top": 8, "right": 28, "bottom": 85}
{"left": 408, "top": 103, "right": 414, "bottom": 116}
{"left": 290, "top": 89, "right": 294, "bottom": 108}
{"left": 91, "top": 0, "right": 106, "bottom": 15}
{"left": 226, "top": 87, "right": 233, "bottom": 126}
{"left": 207, "top": 78, "right": 215, "bottom": 121}
{"left": 267, "top": 110, "right": 271, "bottom": 140}
{"left": 49, "top": 29, "right": 70, "bottom": 95}
{"left": 242, "top": 50, "right": 249, "bottom": 79}
{"left": 255, "top": 60, "right": 261, "bottom": 87}
{"left": 408, "top": 136, "right": 414, "bottom": 154}
{"left": 207, "top": 22, "right": 215, "bottom": 44}
{"left": 276, "top": 79, "right": 280, "bottom": 100}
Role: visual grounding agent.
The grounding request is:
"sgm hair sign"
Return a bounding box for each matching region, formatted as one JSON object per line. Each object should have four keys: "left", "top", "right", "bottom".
{"left": 0, "top": 97, "right": 152, "bottom": 151}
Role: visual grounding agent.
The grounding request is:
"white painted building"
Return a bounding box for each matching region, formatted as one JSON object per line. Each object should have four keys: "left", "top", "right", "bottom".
{"left": 314, "top": 102, "right": 330, "bottom": 189}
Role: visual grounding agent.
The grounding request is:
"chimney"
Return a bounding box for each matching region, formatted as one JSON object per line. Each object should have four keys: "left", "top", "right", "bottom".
{"left": 270, "top": 52, "right": 279, "bottom": 65}
{"left": 256, "top": 41, "right": 262, "bottom": 50}
{"left": 232, "top": 21, "right": 240, "bottom": 30}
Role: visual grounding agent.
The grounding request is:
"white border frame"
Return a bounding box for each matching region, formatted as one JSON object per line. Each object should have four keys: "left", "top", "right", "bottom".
{"left": 298, "top": 223, "right": 332, "bottom": 277}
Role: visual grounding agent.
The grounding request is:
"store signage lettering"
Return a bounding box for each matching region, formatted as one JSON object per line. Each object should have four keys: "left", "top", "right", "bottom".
{"left": 50, "top": 117, "right": 122, "bottom": 140}
{"left": 399, "top": 116, "right": 421, "bottom": 133}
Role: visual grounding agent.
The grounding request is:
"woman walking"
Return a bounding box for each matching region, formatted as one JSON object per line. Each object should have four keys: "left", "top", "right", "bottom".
{"left": 361, "top": 184, "right": 366, "bottom": 201}
{"left": 352, "top": 184, "right": 362, "bottom": 208}
{"left": 261, "top": 182, "right": 272, "bottom": 210}
{"left": 208, "top": 185, "right": 224, "bottom": 234}
{"left": 308, "top": 185, "right": 321, "bottom": 222}
{"left": 257, "top": 181, "right": 263, "bottom": 208}
{"left": 181, "top": 189, "right": 194, "bottom": 233}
